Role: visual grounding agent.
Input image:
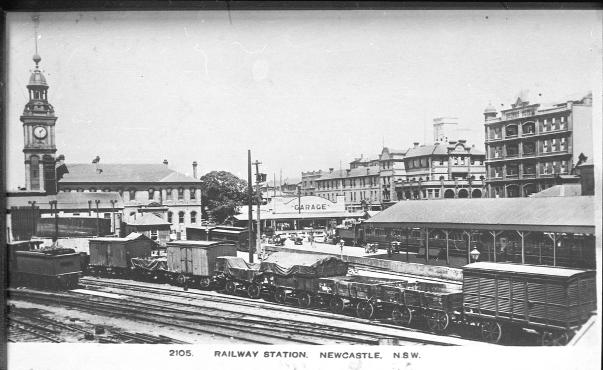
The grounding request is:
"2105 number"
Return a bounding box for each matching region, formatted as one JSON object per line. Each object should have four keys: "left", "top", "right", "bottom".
{"left": 169, "top": 349, "right": 192, "bottom": 357}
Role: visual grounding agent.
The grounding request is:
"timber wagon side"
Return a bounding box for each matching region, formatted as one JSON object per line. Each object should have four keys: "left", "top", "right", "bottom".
{"left": 462, "top": 262, "right": 597, "bottom": 345}
{"left": 319, "top": 275, "right": 408, "bottom": 319}
{"left": 380, "top": 281, "right": 463, "bottom": 333}
{"left": 165, "top": 240, "right": 237, "bottom": 289}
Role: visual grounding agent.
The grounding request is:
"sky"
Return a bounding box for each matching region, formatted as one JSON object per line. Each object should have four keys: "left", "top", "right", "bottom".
{"left": 5, "top": 10, "right": 602, "bottom": 189}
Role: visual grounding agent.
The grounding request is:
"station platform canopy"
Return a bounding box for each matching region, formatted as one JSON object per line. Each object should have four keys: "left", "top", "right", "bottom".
{"left": 364, "top": 196, "right": 595, "bottom": 234}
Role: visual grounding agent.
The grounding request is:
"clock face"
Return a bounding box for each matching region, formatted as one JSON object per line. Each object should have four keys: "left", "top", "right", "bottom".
{"left": 33, "top": 126, "right": 47, "bottom": 139}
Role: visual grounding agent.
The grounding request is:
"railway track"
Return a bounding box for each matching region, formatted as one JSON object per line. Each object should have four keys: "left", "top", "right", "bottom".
{"left": 77, "top": 277, "right": 483, "bottom": 345}
{"left": 7, "top": 305, "right": 190, "bottom": 344}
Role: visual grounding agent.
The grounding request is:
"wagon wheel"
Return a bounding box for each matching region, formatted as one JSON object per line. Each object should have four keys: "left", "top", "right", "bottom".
{"left": 198, "top": 277, "right": 212, "bottom": 290}
{"left": 541, "top": 331, "right": 570, "bottom": 346}
{"left": 298, "top": 292, "right": 313, "bottom": 308}
{"left": 274, "top": 288, "right": 287, "bottom": 304}
{"left": 176, "top": 274, "right": 187, "bottom": 287}
{"left": 356, "top": 301, "right": 375, "bottom": 320}
{"left": 480, "top": 320, "right": 503, "bottom": 344}
{"left": 329, "top": 296, "right": 345, "bottom": 314}
{"left": 426, "top": 311, "right": 449, "bottom": 333}
{"left": 247, "top": 284, "right": 261, "bottom": 299}
{"left": 391, "top": 306, "right": 412, "bottom": 326}
{"left": 225, "top": 281, "right": 237, "bottom": 295}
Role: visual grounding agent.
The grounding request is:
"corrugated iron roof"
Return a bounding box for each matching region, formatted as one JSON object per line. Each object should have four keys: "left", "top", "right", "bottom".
{"left": 463, "top": 262, "right": 593, "bottom": 277}
{"left": 365, "top": 196, "right": 595, "bottom": 232}
{"left": 60, "top": 164, "right": 200, "bottom": 183}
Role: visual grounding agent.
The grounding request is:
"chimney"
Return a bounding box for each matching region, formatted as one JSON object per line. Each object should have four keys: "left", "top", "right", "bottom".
{"left": 413, "top": 142, "right": 419, "bottom": 148}
{"left": 192, "top": 161, "right": 198, "bottom": 179}
{"left": 163, "top": 159, "right": 168, "bottom": 166}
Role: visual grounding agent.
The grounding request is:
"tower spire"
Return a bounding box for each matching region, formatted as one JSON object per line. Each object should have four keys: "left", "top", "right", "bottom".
{"left": 32, "top": 15, "right": 41, "bottom": 67}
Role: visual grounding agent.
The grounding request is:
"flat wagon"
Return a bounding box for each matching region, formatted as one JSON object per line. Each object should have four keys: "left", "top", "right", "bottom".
{"left": 10, "top": 247, "right": 81, "bottom": 290}
{"left": 462, "top": 262, "right": 597, "bottom": 345}
{"left": 88, "top": 233, "right": 156, "bottom": 276}
{"left": 166, "top": 240, "right": 237, "bottom": 288}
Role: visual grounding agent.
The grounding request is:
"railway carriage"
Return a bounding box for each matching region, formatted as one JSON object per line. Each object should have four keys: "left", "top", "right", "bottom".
{"left": 462, "top": 262, "right": 597, "bottom": 345}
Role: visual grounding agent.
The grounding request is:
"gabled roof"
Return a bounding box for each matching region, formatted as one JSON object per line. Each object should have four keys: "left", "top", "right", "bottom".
{"left": 126, "top": 213, "right": 170, "bottom": 226}
{"left": 60, "top": 164, "right": 200, "bottom": 184}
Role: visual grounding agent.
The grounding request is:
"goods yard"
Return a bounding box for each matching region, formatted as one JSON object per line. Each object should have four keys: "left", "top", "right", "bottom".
{"left": 6, "top": 235, "right": 596, "bottom": 346}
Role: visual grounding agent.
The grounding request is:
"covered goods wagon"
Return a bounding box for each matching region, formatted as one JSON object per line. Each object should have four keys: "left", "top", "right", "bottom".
{"left": 462, "top": 262, "right": 597, "bottom": 345}
{"left": 88, "top": 233, "right": 156, "bottom": 276}
{"left": 166, "top": 240, "right": 237, "bottom": 288}
{"left": 10, "top": 247, "right": 81, "bottom": 289}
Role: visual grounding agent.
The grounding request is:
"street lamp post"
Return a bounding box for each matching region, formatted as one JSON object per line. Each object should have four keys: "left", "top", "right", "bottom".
{"left": 470, "top": 247, "right": 481, "bottom": 263}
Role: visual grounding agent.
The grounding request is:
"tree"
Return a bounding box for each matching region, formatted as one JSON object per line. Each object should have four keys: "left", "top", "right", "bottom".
{"left": 200, "top": 171, "right": 249, "bottom": 224}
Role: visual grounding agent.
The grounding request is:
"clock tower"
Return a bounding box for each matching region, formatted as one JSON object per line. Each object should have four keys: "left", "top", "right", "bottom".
{"left": 21, "top": 52, "right": 58, "bottom": 194}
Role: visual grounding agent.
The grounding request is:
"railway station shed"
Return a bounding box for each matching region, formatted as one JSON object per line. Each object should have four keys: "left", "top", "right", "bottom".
{"left": 363, "top": 196, "right": 596, "bottom": 269}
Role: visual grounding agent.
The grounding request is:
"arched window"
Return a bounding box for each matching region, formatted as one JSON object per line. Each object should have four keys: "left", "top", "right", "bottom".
{"left": 178, "top": 211, "right": 185, "bottom": 224}
{"left": 167, "top": 211, "right": 173, "bottom": 223}
{"left": 30, "top": 155, "right": 40, "bottom": 190}
{"left": 148, "top": 188, "right": 155, "bottom": 200}
{"left": 129, "top": 189, "right": 136, "bottom": 200}
{"left": 178, "top": 188, "right": 184, "bottom": 200}
{"left": 444, "top": 189, "right": 455, "bottom": 198}
{"left": 190, "top": 211, "right": 197, "bottom": 224}
{"left": 190, "top": 188, "right": 196, "bottom": 200}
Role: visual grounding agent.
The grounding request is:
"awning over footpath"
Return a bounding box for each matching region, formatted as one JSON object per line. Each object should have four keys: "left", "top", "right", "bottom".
{"left": 364, "top": 196, "right": 595, "bottom": 234}
{"left": 234, "top": 211, "right": 366, "bottom": 221}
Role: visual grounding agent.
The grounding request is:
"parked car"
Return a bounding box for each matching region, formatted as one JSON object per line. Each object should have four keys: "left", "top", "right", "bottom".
{"left": 312, "top": 231, "right": 327, "bottom": 243}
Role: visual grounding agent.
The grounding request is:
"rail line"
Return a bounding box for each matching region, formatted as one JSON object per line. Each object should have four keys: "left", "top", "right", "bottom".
{"left": 78, "top": 278, "right": 483, "bottom": 345}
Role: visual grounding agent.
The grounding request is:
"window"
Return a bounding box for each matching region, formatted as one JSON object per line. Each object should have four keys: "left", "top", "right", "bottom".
{"left": 560, "top": 117, "right": 567, "bottom": 130}
{"left": 523, "top": 163, "right": 536, "bottom": 175}
{"left": 190, "top": 211, "right": 197, "bottom": 224}
{"left": 178, "top": 211, "right": 185, "bottom": 224}
{"left": 178, "top": 188, "right": 184, "bottom": 200}
{"left": 507, "top": 164, "right": 519, "bottom": 176}
{"left": 129, "top": 189, "right": 136, "bottom": 200}
{"left": 493, "top": 167, "right": 502, "bottom": 178}
{"left": 166, "top": 189, "right": 173, "bottom": 201}
{"left": 505, "top": 125, "right": 518, "bottom": 137}
{"left": 167, "top": 211, "right": 173, "bottom": 223}
{"left": 190, "top": 188, "right": 196, "bottom": 199}
{"left": 543, "top": 140, "right": 550, "bottom": 153}
{"left": 104, "top": 213, "right": 111, "bottom": 219}
{"left": 560, "top": 137, "right": 567, "bottom": 151}
{"left": 552, "top": 138, "right": 559, "bottom": 152}
{"left": 543, "top": 119, "right": 549, "bottom": 132}
{"left": 150, "top": 229, "right": 158, "bottom": 241}
{"left": 148, "top": 188, "right": 155, "bottom": 200}
{"left": 493, "top": 127, "right": 502, "bottom": 139}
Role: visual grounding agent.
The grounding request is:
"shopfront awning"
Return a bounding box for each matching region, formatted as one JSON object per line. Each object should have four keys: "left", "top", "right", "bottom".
{"left": 234, "top": 211, "right": 366, "bottom": 221}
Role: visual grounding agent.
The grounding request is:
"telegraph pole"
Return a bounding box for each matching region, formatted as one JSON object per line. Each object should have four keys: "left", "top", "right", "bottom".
{"left": 95, "top": 200, "right": 100, "bottom": 236}
{"left": 253, "top": 160, "right": 264, "bottom": 260}
{"left": 247, "top": 150, "right": 254, "bottom": 263}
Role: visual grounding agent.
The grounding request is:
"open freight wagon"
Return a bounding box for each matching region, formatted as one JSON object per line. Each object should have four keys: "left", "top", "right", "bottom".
{"left": 213, "top": 256, "right": 263, "bottom": 298}
{"left": 9, "top": 246, "right": 82, "bottom": 290}
{"left": 462, "top": 262, "right": 597, "bottom": 345}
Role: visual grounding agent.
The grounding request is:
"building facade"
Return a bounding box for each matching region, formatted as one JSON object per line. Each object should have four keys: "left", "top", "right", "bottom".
{"left": 300, "top": 170, "right": 323, "bottom": 196}
{"left": 59, "top": 161, "right": 202, "bottom": 239}
{"left": 483, "top": 93, "right": 593, "bottom": 198}
{"left": 394, "top": 140, "right": 486, "bottom": 200}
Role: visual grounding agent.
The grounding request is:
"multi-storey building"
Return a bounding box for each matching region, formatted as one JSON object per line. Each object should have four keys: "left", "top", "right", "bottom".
{"left": 394, "top": 140, "right": 486, "bottom": 200}
{"left": 300, "top": 170, "right": 322, "bottom": 196}
{"left": 59, "top": 160, "right": 202, "bottom": 239}
{"left": 483, "top": 93, "right": 593, "bottom": 197}
{"left": 378, "top": 148, "right": 407, "bottom": 206}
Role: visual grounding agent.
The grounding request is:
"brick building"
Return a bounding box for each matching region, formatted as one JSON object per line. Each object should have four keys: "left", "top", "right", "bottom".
{"left": 483, "top": 93, "right": 593, "bottom": 197}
